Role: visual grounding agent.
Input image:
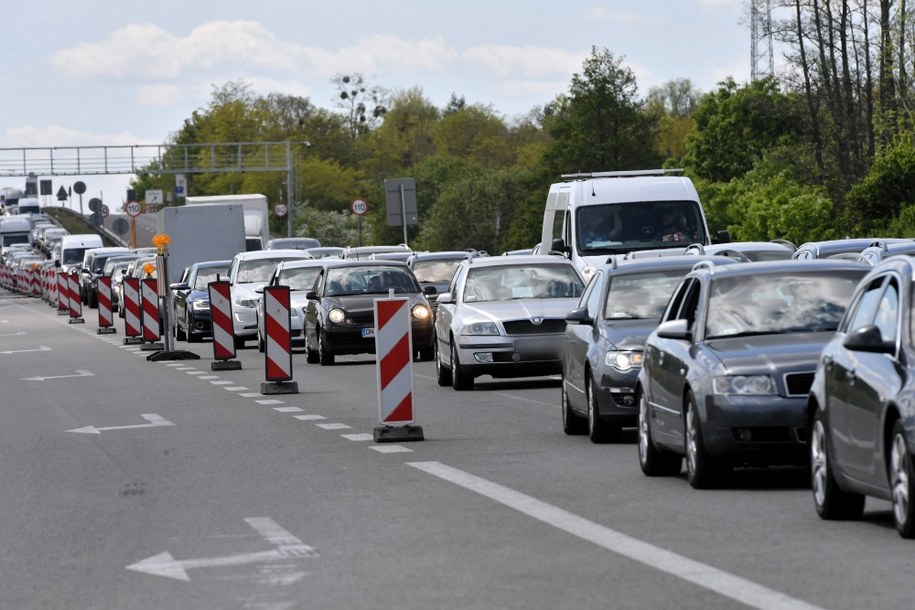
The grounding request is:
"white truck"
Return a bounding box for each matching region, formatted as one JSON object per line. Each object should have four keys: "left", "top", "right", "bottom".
{"left": 540, "top": 169, "right": 727, "bottom": 282}
{"left": 1, "top": 216, "right": 34, "bottom": 253}
{"left": 157, "top": 203, "right": 247, "bottom": 286}
{"left": 185, "top": 194, "right": 270, "bottom": 252}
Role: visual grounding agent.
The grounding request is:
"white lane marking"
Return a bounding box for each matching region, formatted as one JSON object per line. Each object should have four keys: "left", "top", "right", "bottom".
{"left": 173, "top": 366, "right": 195, "bottom": 371}
{"left": 273, "top": 407, "right": 303, "bottom": 413}
{"left": 224, "top": 386, "right": 249, "bottom": 391}
{"left": 185, "top": 371, "right": 206, "bottom": 375}
{"left": 211, "top": 380, "right": 234, "bottom": 385}
{"left": 341, "top": 433, "right": 373, "bottom": 441}
{"left": 294, "top": 415, "right": 325, "bottom": 421}
{"left": 315, "top": 423, "right": 351, "bottom": 430}
{"left": 240, "top": 392, "right": 262, "bottom": 398}
{"left": 370, "top": 445, "right": 413, "bottom": 454}
{"left": 22, "top": 370, "right": 94, "bottom": 382}
{"left": 408, "top": 461, "right": 824, "bottom": 610}
{"left": 68, "top": 413, "right": 175, "bottom": 434}
{"left": 0, "top": 345, "right": 52, "bottom": 355}
{"left": 0, "top": 331, "right": 26, "bottom": 337}
{"left": 256, "top": 399, "right": 285, "bottom": 405}
{"left": 164, "top": 363, "right": 183, "bottom": 367}
{"left": 198, "top": 375, "right": 220, "bottom": 380}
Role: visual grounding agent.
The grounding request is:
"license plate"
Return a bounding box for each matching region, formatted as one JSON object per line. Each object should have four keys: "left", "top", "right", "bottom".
{"left": 361, "top": 327, "right": 375, "bottom": 338}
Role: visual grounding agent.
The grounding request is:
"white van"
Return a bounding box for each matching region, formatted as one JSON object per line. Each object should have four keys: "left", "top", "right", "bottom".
{"left": 540, "top": 169, "right": 725, "bottom": 282}
{"left": 58, "top": 234, "right": 104, "bottom": 272}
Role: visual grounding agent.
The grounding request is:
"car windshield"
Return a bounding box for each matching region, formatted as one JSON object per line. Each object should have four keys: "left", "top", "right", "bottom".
{"left": 576, "top": 201, "right": 708, "bottom": 254}
{"left": 604, "top": 270, "right": 686, "bottom": 320}
{"left": 279, "top": 267, "right": 321, "bottom": 290}
{"left": 463, "top": 264, "right": 584, "bottom": 302}
{"left": 705, "top": 271, "right": 864, "bottom": 339}
{"left": 412, "top": 259, "right": 462, "bottom": 283}
{"left": 193, "top": 267, "right": 229, "bottom": 290}
{"left": 325, "top": 266, "right": 419, "bottom": 296}
{"left": 237, "top": 258, "right": 301, "bottom": 283}
{"left": 63, "top": 247, "right": 89, "bottom": 265}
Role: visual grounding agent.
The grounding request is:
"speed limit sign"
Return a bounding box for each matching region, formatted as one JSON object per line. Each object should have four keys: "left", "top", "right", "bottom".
{"left": 275, "top": 204, "right": 288, "bottom": 217}
{"left": 351, "top": 199, "right": 368, "bottom": 216}
{"left": 126, "top": 201, "right": 142, "bottom": 217}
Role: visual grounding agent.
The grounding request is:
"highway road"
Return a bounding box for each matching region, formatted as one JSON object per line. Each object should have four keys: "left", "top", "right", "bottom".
{"left": 1, "top": 287, "right": 913, "bottom": 610}
{"left": 103, "top": 213, "right": 157, "bottom": 249}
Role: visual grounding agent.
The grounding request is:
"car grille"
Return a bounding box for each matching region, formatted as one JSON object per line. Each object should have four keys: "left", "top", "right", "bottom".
{"left": 348, "top": 311, "right": 374, "bottom": 324}
{"left": 503, "top": 319, "right": 566, "bottom": 335}
{"left": 784, "top": 372, "right": 815, "bottom": 397}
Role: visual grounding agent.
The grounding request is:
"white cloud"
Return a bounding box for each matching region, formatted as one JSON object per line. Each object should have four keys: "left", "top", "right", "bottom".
{"left": 584, "top": 6, "right": 661, "bottom": 24}
{"left": 135, "top": 84, "right": 187, "bottom": 107}
{"left": 463, "top": 45, "right": 585, "bottom": 78}
{"left": 697, "top": 0, "right": 739, "bottom": 7}
{"left": 4, "top": 125, "right": 155, "bottom": 147}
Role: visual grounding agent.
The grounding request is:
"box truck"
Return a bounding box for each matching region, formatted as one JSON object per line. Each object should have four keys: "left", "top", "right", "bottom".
{"left": 157, "top": 203, "right": 247, "bottom": 286}
{"left": 185, "top": 194, "right": 270, "bottom": 252}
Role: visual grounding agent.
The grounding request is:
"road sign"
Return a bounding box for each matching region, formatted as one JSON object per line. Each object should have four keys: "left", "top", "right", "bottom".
{"left": 146, "top": 189, "right": 163, "bottom": 205}
{"left": 101, "top": 204, "right": 110, "bottom": 217}
{"left": 351, "top": 199, "right": 368, "bottom": 216}
{"left": 275, "top": 203, "right": 288, "bottom": 217}
{"left": 73, "top": 181, "right": 86, "bottom": 195}
{"left": 88, "top": 197, "right": 102, "bottom": 213}
{"left": 145, "top": 203, "right": 157, "bottom": 214}
{"left": 112, "top": 217, "right": 130, "bottom": 235}
{"left": 56, "top": 186, "right": 68, "bottom": 201}
{"left": 126, "top": 201, "right": 142, "bottom": 217}
{"left": 384, "top": 178, "right": 417, "bottom": 226}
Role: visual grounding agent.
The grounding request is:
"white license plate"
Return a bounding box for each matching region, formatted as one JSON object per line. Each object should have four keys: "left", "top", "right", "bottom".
{"left": 361, "top": 327, "right": 375, "bottom": 338}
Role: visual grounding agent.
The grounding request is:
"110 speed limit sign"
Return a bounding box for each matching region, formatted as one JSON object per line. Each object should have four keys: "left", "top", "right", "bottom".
{"left": 126, "top": 201, "right": 142, "bottom": 217}
{"left": 351, "top": 199, "right": 368, "bottom": 216}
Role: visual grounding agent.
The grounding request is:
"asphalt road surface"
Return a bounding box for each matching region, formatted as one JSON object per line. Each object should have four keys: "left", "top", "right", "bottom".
{"left": 1, "top": 287, "right": 913, "bottom": 610}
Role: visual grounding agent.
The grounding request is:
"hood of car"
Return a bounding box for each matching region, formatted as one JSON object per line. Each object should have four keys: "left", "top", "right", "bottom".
{"left": 600, "top": 319, "right": 660, "bottom": 350}
{"left": 706, "top": 331, "right": 834, "bottom": 375}
{"left": 326, "top": 293, "right": 425, "bottom": 312}
{"left": 459, "top": 298, "right": 579, "bottom": 324}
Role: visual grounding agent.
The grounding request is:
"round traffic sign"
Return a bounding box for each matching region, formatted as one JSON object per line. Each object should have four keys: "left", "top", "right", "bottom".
{"left": 112, "top": 217, "right": 130, "bottom": 235}
{"left": 351, "top": 199, "right": 368, "bottom": 216}
{"left": 126, "top": 201, "right": 142, "bottom": 217}
{"left": 88, "top": 197, "right": 102, "bottom": 213}
{"left": 275, "top": 204, "right": 288, "bottom": 217}
{"left": 73, "top": 181, "right": 86, "bottom": 195}
{"left": 101, "top": 204, "right": 110, "bottom": 217}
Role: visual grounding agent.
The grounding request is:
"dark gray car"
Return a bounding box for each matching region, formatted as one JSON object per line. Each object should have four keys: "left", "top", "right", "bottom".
{"left": 637, "top": 260, "right": 867, "bottom": 488}
{"left": 562, "top": 256, "right": 740, "bottom": 443}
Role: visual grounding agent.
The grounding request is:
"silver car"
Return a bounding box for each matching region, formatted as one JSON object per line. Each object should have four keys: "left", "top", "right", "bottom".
{"left": 434, "top": 255, "right": 585, "bottom": 390}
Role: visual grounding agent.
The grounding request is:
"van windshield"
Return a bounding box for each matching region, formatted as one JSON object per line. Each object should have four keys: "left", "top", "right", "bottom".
{"left": 63, "top": 247, "right": 91, "bottom": 265}
{"left": 575, "top": 201, "right": 707, "bottom": 255}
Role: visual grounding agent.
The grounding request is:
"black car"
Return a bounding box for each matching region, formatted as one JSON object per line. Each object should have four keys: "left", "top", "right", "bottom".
{"left": 562, "top": 256, "right": 740, "bottom": 443}
{"left": 170, "top": 260, "right": 231, "bottom": 342}
{"left": 637, "top": 260, "right": 867, "bottom": 488}
{"left": 303, "top": 260, "right": 434, "bottom": 365}
{"left": 807, "top": 255, "right": 915, "bottom": 537}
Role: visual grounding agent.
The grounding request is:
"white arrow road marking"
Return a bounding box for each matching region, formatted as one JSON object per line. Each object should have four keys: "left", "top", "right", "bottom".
{"left": 23, "top": 370, "right": 94, "bottom": 382}
{"left": 0, "top": 331, "right": 26, "bottom": 337}
{"left": 0, "top": 345, "right": 52, "bottom": 355}
{"left": 68, "top": 413, "right": 174, "bottom": 434}
{"left": 126, "top": 518, "right": 318, "bottom": 581}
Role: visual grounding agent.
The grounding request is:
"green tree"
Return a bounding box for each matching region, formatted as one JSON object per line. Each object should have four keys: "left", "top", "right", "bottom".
{"left": 359, "top": 88, "right": 441, "bottom": 181}
{"left": 843, "top": 136, "right": 915, "bottom": 235}
{"left": 434, "top": 105, "right": 514, "bottom": 169}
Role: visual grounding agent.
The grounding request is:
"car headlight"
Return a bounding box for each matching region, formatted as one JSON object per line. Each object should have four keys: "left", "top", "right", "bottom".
{"left": 461, "top": 321, "right": 499, "bottom": 336}
{"left": 328, "top": 308, "right": 346, "bottom": 324}
{"left": 234, "top": 297, "right": 258, "bottom": 309}
{"left": 713, "top": 375, "right": 776, "bottom": 395}
{"left": 411, "top": 304, "right": 431, "bottom": 320}
{"left": 605, "top": 351, "right": 643, "bottom": 372}
{"left": 190, "top": 300, "right": 210, "bottom": 311}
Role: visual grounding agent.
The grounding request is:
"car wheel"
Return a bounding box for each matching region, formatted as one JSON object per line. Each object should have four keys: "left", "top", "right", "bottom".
{"left": 561, "top": 379, "right": 587, "bottom": 435}
{"left": 586, "top": 373, "right": 619, "bottom": 443}
{"left": 186, "top": 315, "right": 201, "bottom": 343}
{"left": 305, "top": 329, "right": 320, "bottom": 364}
{"left": 451, "top": 340, "right": 473, "bottom": 391}
{"left": 685, "top": 391, "right": 724, "bottom": 489}
{"left": 435, "top": 335, "right": 452, "bottom": 386}
{"left": 234, "top": 335, "right": 246, "bottom": 349}
{"left": 890, "top": 420, "right": 915, "bottom": 538}
{"left": 88, "top": 291, "right": 97, "bottom": 309}
{"left": 174, "top": 315, "right": 186, "bottom": 342}
{"left": 638, "top": 389, "right": 682, "bottom": 476}
{"left": 318, "top": 327, "right": 335, "bottom": 366}
{"left": 810, "top": 410, "right": 865, "bottom": 520}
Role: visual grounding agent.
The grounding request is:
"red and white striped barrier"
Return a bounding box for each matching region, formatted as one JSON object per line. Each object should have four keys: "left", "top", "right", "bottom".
{"left": 372, "top": 297, "right": 423, "bottom": 442}
{"left": 208, "top": 280, "right": 241, "bottom": 370}
{"left": 140, "top": 277, "right": 163, "bottom": 349}
{"left": 96, "top": 276, "right": 116, "bottom": 334}
{"left": 30, "top": 268, "right": 40, "bottom": 297}
{"left": 122, "top": 277, "right": 142, "bottom": 342}
{"left": 57, "top": 271, "right": 69, "bottom": 314}
{"left": 67, "top": 272, "right": 84, "bottom": 324}
{"left": 260, "top": 285, "right": 296, "bottom": 394}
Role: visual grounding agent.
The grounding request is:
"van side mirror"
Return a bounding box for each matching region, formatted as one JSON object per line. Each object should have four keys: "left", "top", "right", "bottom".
{"left": 550, "top": 238, "right": 568, "bottom": 254}
{"left": 715, "top": 230, "right": 731, "bottom": 244}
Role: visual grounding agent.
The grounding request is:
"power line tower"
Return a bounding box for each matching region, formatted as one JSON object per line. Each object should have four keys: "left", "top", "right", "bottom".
{"left": 750, "top": 0, "right": 775, "bottom": 81}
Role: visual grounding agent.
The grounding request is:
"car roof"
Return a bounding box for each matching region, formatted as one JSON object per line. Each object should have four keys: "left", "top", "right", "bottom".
{"left": 274, "top": 259, "right": 327, "bottom": 271}
{"left": 232, "top": 249, "right": 312, "bottom": 261}
{"left": 192, "top": 259, "right": 231, "bottom": 269}
{"left": 462, "top": 254, "right": 574, "bottom": 268}
{"left": 597, "top": 255, "right": 741, "bottom": 275}
{"left": 794, "top": 237, "right": 912, "bottom": 256}
{"left": 688, "top": 258, "right": 868, "bottom": 280}
{"left": 322, "top": 259, "right": 411, "bottom": 269}
{"left": 408, "top": 250, "right": 478, "bottom": 262}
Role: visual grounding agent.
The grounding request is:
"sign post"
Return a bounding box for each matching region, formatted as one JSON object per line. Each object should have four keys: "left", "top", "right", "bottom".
{"left": 383, "top": 178, "right": 417, "bottom": 247}
{"left": 126, "top": 200, "right": 141, "bottom": 249}
{"left": 351, "top": 199, "right": 367, "bottom": 247}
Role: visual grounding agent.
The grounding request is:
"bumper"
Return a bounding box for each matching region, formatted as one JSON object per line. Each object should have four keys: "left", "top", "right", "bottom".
{"left": 188, "top": 309, "right": 213, "bottom": 336}
{"left": 456, "top": 333, "right": 564, "bottom": 379}
{"left": 233, "top": 307, "right": 258, "bottom": 337}
{"left": 323, "top": 321, "right": 434, "bottom": 356}
{"left": 702, "top": 394, "right": 808, "bottom": 465}
{"left": 595, "top": 366, "right": 641, "bottom": 422}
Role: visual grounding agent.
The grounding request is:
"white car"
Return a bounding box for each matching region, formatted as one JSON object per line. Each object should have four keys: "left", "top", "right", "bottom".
{"left": 227, "top": 249, "right": 312, "bottom": 347}
{"left": 256, "top": 259, "right": 326, "bottom": 352}
{"left": 434, "top": 255, "right": 585, "bottom": 390}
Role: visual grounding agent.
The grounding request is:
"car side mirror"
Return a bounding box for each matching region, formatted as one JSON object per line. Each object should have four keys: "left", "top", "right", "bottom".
{"left": 715, "top": 229, "right": 731, "bottom": 244}
{"left": 436, "top": 292, "right": 454, "bottom": 305}
{"left": 565, "top": 307, "right": 592, "bottom": 325}
{"left": 656, "top": 319, "right": 692, "bottom": 341}
{"left": 550, "top": 237, "right": 568, "bottom": 254}
{"left": 843, "top": 325, "right": 895, "bottom": 354}
{"left": 170, "top": 282, "right": 190, "bottom": 291}
{"left": 423, "top": 285, "right": 438, "bottom": 296}
{"left": 305, "top": 290, "right": 318, "bottom": 300}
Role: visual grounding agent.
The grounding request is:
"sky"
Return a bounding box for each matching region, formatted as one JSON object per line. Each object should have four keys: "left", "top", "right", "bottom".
{"left": 1, "top": 0, "right": 756, "bottom": 213}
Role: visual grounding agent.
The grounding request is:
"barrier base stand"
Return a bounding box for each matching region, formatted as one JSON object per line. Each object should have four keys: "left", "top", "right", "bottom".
{"left": 147, "top": 350, "right": 201, "bottom": 362}
{"left": 212, "top": 360, "right": 242, "bottom": 371}
{"left": 373, "top": 425, "right": 424, "bottom": 443}
{"left": 261, "top": 381, "right": 299, "bottom": 395}
{"left": 123, "top": 337, "right": 144, "bottom": 345}
{"left": 140, "top": 342, "right": 165, "bottom": 351}
{"left": 97, "top": 327, "right": 117, "bottom": 335}
{"left": 67, "top": 318, "right": 85, "bottom": 324}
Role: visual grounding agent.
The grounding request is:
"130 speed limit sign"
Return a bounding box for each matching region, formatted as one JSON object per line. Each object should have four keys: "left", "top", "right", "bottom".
{"left": 351, "top": 199, "right": 368, "bottom": 216}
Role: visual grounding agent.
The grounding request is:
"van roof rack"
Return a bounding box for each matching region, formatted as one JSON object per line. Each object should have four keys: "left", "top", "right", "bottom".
{"left": 560, "top": 168, "right": 684, "bottom": 180}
